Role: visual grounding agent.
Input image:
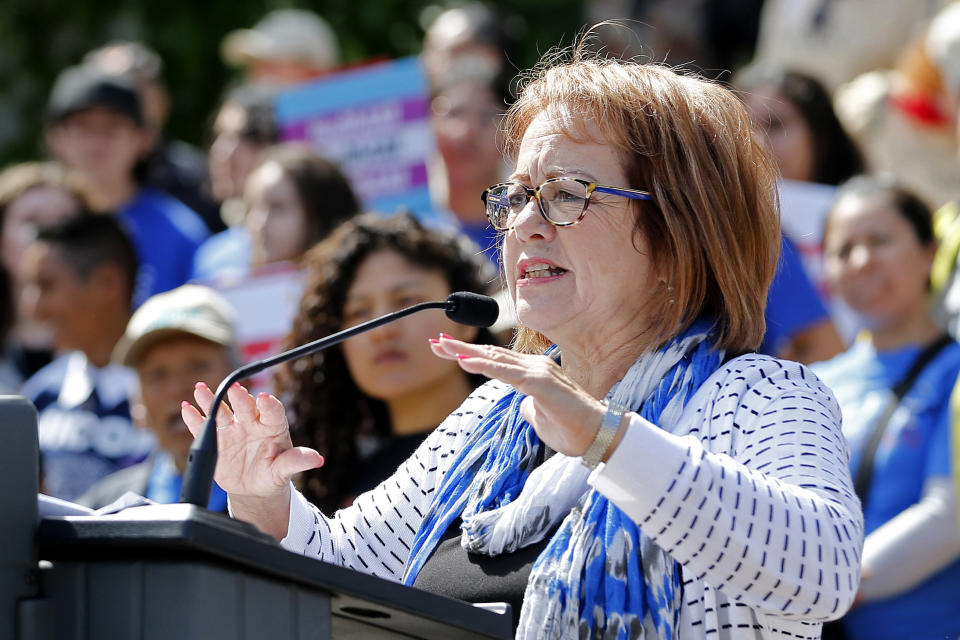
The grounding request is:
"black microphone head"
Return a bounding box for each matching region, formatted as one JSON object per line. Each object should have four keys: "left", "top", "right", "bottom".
{"left": 445, "top": 292, "right": 500, "bottom": 327}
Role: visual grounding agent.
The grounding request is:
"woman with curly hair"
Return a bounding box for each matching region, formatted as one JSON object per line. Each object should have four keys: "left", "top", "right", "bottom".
{"left": 278, "top": 212, "right": 497, "bottom": 513}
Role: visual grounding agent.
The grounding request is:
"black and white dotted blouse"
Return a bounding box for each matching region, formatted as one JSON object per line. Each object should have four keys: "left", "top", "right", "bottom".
{"left": 282, "top": 354, "right": 864, "bottom": 639}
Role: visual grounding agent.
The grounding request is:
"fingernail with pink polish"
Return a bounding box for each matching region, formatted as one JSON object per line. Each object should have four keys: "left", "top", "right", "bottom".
{"left": 180, "top": 401, "right": 190, "bottom": 408}
{"left": 428, "top": 338, "right": 440, "bottom": 344}
{"left": 440, "top": 332, "right": 455, "bottom": 340}
{"left": 457, "top": 354, "right": 471, "bottom": 360}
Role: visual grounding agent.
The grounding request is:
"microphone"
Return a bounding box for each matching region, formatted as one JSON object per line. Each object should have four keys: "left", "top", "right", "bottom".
{"left": 180, "top": 291, "right": 499, "bottom": 507}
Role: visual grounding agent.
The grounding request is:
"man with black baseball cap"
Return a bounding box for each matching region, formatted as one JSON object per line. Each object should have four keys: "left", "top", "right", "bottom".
{"left": 83, "top": 41, "right": 223, "bottom": 233}
{"left": 45, "top": 65, "right": 209, "bottom": 306}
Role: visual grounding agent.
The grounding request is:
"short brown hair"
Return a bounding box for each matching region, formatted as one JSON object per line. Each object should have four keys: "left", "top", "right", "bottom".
{"left": 504, "top": 43, "right": 780, "bottom": 354}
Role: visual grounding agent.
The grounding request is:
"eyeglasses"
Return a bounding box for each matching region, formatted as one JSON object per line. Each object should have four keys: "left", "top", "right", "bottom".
{"left": 480, "top": 177, "right": 654, "bottom": 231}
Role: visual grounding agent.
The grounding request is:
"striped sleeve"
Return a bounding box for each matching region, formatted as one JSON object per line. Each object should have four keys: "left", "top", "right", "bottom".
{"left": 591, "top": 356, "right": 864, "bottom": 621}
{"left": 280, "top": 381, "right": 511, "bottom": 581}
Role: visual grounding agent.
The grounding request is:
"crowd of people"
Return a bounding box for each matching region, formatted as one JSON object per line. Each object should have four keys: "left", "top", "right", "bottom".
{"left": 5, "top": 2, "right": 960, "bottom": 638}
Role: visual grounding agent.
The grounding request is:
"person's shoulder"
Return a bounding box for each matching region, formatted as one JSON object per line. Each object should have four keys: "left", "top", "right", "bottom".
{"left": 19, "top": 353, "right": 72, "bottom": 400}
{"left": 93, "top": 363, "right": 139, "bottom": 408}
{"left": 684, "top": 354, "right": 841, "bottom": 445}
{"left": 704, "top": 353, "right": 836, "bottom": 406}
{"left": 191, "top": 227, "right": 251, "bottom": 282}
{"left": 128, "top": 188, "right": 210, "bottom": 244}
{"left": 933, "top": 335, "right": 960, "bottom": 359}
{"left": 711, "top": 354, "right": 842, "bottom": 433}
{"left": 921, "top": 337, "right": 960, "bottom": 385}
{"left": 130, "top": 186, "right": 189, "bottom": 209}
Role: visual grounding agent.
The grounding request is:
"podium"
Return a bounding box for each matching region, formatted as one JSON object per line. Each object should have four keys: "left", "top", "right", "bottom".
{"left": 2, "top": 397, "right": 512, "bottom": 640}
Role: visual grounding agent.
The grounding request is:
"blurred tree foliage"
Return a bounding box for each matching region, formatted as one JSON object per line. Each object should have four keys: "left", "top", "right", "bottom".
{"left": 0, "top": 0, "right": 583, "bottom": 167}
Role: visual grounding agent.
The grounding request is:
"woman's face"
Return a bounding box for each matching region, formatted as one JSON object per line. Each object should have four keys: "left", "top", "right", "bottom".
{"left": 245, "top": 162, "right": 308, "bottom": 268}
{"left": 340, "top": 250, "right": 477, "bottom": 403}
{"left": 743, "top": 87, "right": 816, "bottom": 183}
{"left": 502, "top": 111, "right": 660, "bottom": 349}
{"left": 823, "top": 193, "right": 935, "bottom": 326}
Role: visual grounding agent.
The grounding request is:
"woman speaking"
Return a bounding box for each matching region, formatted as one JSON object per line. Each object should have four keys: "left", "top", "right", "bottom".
{"left": 183, "top": 40, "right": 863, "bottom": 639}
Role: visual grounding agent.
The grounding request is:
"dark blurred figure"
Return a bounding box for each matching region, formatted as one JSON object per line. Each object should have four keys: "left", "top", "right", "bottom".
{"left": 585, "top": 0, "right": 764, "bottom": 77}
{"left": 279, "top": 213, "right": 497, "bottom": 513}
{"left": 221, "top": 9, "right": 340, "bottom": 87}
{"left": 421, "top": 3, "right": 516, "bottom": 266}
{"left": 428, "top": 67, "right": 508, "bottom": 264}
{"left": 0, "top": 263, "right": 19, "bottom": 393}
{"left": 79, "top": 285, "right": 238, "bottom": 511}
{"left": 735, "top": 67, "right": 860, "bottom": 364}
{"left": 208, "top": 84, "right": 279, "bottom": 215}
{"left": 0, "top": 161, "right": 89, "bottom": 380}
{"left": 84, "top": 41, "right": 224, "bottom": 233}
{"left": 20, "top": 215, "right": 152, "bottom": 501}
{"left": 421, "top": 2, "right": 517, "bottom": 88}
{"left": 44, "top": 66, "right": 209, "bottom": 305}
{"left": 736, "top": 65, "right": 865, "bottom": 186}
{"left": 192, "top": 84, "right": 280, "bottom": 281}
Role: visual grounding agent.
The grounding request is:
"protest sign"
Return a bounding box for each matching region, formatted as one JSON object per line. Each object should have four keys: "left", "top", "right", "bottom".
{"left": 274, "top": 56, "right": 438, "bottom": 222}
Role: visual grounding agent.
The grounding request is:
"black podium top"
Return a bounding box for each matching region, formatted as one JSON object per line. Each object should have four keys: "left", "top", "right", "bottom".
{"left": 36, "top": 503, "right": 512, "bottom": 640}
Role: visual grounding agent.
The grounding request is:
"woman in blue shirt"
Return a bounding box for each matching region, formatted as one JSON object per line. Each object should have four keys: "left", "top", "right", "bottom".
{"left": 813, "top": 175, "right": 960, "bottom": 640}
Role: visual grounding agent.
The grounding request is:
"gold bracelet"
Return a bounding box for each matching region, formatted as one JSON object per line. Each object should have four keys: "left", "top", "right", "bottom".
{"left": 581, "top": 402, "right": 626, "bottom": 468}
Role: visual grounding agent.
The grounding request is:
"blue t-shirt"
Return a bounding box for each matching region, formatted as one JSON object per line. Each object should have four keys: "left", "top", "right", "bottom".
{"left": 760, "top": 235, "right": 831, "bottom": 355}
{"left": 813, "top": 339, "right": 960, "bottom": 640}
{"left": 23, "top": 352, "right": 155, "bottom": 501}
{"left": 120, "top": 188, "right": 210, "bottom": 306}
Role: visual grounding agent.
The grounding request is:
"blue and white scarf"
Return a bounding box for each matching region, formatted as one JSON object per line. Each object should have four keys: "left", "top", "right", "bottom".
{"left": 403, "top": 322, "right": 724, "bottom": 639}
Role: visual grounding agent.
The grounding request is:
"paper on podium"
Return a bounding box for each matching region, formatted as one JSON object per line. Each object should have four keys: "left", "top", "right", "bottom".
{"left": 38, "top": 491, "right": 158, "bottom": 521}
{"left": 37, "top": 493, "right": 93, "bottom": 519}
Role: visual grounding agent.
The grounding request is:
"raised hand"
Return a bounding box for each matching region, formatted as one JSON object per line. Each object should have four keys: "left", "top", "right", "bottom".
{"left": 429, "top": 334, "right": 610, "bottom": 457}
{"left": 181, "top": 381, "right": 324, "bottom": 539}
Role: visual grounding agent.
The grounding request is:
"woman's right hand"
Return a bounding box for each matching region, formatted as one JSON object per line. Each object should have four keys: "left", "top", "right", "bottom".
{"left": 181, "top": 381, "right": 324, "bottom": 539}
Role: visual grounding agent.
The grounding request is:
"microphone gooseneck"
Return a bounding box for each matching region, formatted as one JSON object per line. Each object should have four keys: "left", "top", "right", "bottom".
{"left": 180, "top": 292, "right": 499, "bottom": 507}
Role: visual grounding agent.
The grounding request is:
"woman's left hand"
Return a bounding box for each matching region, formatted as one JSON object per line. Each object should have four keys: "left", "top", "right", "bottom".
{"left": 430, "top": 334, "right": 607, "bottom": 457}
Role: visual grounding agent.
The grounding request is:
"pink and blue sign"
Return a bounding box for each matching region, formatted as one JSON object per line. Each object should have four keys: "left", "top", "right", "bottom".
{"left": 274, "top": 57, "right": 437, "bottom": 223}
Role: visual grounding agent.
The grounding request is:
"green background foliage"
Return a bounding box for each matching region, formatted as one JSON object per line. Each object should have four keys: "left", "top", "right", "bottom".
{"left": 0, "top": 0, "right": 583, "bottom": 167}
